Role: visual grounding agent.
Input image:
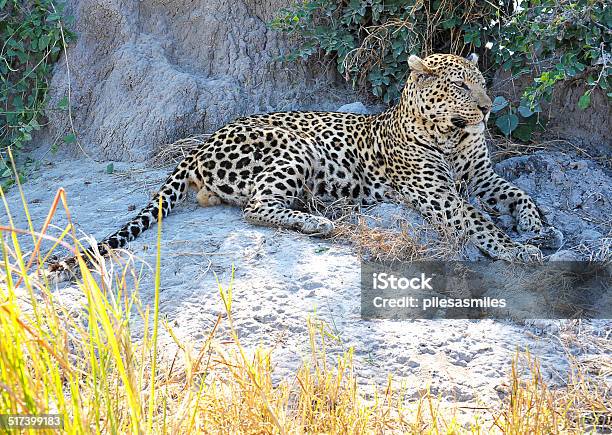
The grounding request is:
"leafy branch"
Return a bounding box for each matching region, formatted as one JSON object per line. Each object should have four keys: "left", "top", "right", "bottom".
{"left": 0, "top": 0, "right": 76, "bottom": 181}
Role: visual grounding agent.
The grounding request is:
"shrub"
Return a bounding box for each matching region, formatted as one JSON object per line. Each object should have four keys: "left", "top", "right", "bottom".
{"left": 272, "top": 0, "right": 611, "bottom": 140}
{"left": 490, "top": 0, "right": 611, "bottom": 140}
{"left": 271, "top": 0, "right": 503, "bottom": 104}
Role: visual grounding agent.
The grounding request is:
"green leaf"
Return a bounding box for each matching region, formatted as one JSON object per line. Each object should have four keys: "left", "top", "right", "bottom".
{"left": 578, "top": 92, "right": 591, "bottom": 110}
{"left": 63, "top": 133, "right": 76, "bottom": 144}
{"left": 106, "top": 163, "right": 114, "bottom": 174}
{"left": 495, "top": 113, "right": 519, "bottom": 136}
{"left": 38, "top": 34, "right": 51, "bottom": 49}
{"left": 491, "top": 96, "right": 508, "bottom": 113}
{"left": 57, "top": 95, "right": 69, "bottom": 110}
{"left": 518, "top": 105, "right": 534, "bottom": 117}
{"left": 2, "top": 0, "right": 77, "bottom": 173}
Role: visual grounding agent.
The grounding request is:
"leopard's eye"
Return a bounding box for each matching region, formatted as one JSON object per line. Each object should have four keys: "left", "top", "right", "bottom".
{"left": 453, "top": 81, "right": 470, "bottom": 91}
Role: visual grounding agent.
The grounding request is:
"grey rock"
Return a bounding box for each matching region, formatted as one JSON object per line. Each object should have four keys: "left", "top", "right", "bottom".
{"left": 581, "top": 229, "right": 603, "bottom": 242}
{"left": 495, "top": 151, "right": 611, "bottom": 257}
{"left": 396, "top": 355, "right": 420, "bottom": 368}
{"left": 524, "top": 319, "right": 561, "bottom": 335}
{"left": 548, "top": 250, "right": 581, "bottom": 261}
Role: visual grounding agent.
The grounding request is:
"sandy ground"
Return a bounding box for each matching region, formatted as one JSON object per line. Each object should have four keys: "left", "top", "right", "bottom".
{"left": 2, "top": 149, "right": 610, "bottom": 410}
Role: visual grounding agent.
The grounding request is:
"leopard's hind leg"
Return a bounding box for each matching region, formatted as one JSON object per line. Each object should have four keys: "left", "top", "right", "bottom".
{"left": 196, "top": 186, "right": 222, "bottom": 207}
{"left": 242, "top": 134, "right": 333, "bottom": 236}
{"left": 244, "top": 196, "right": 334, "bottom": 236}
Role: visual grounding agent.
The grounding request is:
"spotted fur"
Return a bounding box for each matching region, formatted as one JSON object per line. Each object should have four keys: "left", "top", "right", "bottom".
{"left": 49, "top": 53, "right": 547, "bottom": 281}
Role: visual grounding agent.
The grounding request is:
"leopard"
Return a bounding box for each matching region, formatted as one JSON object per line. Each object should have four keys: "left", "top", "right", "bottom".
{"left": 48, "top": 53, "right": 552, "bottom": 282}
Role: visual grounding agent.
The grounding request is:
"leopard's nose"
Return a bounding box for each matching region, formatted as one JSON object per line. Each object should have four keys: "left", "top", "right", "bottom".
{"left": 478, "top": 104, "right": 490, "bottom": 115}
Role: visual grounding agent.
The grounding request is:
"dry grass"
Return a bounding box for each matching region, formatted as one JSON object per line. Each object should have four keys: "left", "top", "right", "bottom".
{"left": 557, "top": 333, "right": 612, "bottom": 430}
{"left": 290, "top": 186, "right": 471, "bottom": 263}
{"left": 489, "top": 138, "right": 550, "bottom": 163}
{"left": 1, "top": 185, "right": 611, "bottom": 434}
{"left": 0, "top": 186, "right": 458, "bottom": 433}
{"left": 569, "top": 236, "right": 612, "bottom": 263}
{"left": 332, "top": 215, "right": 470, "bottom": 263}
{"left": 491, "top": 350, "right": 610, "bottom": 433}
{"left": 152, "top": 134, "right": 211, "bottom": 166}
{"left": 333, "top": 217, "right": 431, "bottom": 262}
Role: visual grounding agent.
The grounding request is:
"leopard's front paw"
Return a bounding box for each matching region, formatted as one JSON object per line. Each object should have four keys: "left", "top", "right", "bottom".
{"left": 516, "top": 243, "right": 543, "bottom": 262}
{"left": 299, "top": 216, "right": 335, "bottom": 237}
{"left": 499, "top": 243, "right": 543, "bottom": 263}
{"left": 529, "top": 226, "right": 564, "bottom": 249}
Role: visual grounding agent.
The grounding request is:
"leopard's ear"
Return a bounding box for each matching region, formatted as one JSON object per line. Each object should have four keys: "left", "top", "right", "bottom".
{"left": 466, "top": 53, "right": 479, "bottom": 64}
{"left": 408, "top": 55, "right": 434, "bottom": 84}
{"left": 408, "top": 55, "right": 432, "bottom": 75}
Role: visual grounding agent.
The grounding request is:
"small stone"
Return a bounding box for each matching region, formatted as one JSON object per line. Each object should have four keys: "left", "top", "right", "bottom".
{"left": 581, "top": 229, "right": 602, "bottom": 241}
{"left": 128, "top": 204, "right": 136, "bottom": 211}
{"left": 396, "top": 355, "right": 420, "bottom": 368}
{"left": 549, "top": 250, "right": 580, "bottom": 261}
{"left": 569, "top": 190, "right": 584, "bottom": 209}
{"left": 524, "top": 319, "right": 560, "bottom": 335}
{"left": 570, "top": 160, "right": 589, "bottom": 170}
{"left": 551, "top": 171, "right": 566, "bottom": 183}
{"left": 254, "top": 313, "right": 275, "bottom": 323}
{"left": 336, "top": 102, "right": 370, "bottom": 114}
{"left": 494, "top": 383, "right": 509, "bottom": 395}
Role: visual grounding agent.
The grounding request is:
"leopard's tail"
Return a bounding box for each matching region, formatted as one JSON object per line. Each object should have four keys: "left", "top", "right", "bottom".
{"left": 48, "top": 156, "right": 195, "bottom": 280}
{"left": 96, "top": 160, "right": 192, "bottom": 255}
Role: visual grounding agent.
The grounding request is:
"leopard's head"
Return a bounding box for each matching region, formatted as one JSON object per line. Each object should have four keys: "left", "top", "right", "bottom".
{"left": 403, "top": 53, "right": 492, "bottom": 132}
